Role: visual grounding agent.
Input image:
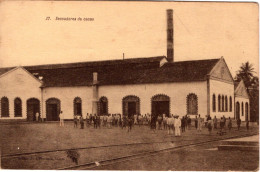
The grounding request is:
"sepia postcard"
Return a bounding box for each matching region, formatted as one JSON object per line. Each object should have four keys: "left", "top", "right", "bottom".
{"left": 0, "top": 0, "right": 259, "bottom": 171}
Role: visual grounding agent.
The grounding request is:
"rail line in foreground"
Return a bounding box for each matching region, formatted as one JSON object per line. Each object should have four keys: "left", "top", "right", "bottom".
{"left": 57, "top": 132, "right": 258, "bottom": 170}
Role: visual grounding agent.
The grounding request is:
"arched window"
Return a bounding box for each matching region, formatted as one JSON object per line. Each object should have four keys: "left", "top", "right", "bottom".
{"left": 74, "top": 97, "right": 82, "bottom": 116}
{"left": 14, "top": 98, "right": 22, "bottom": 117}
{"left": 229, "top": 96, "right": 232, "bottom": 112}
{"left": 187, "top": 93, "right": 198, "bottom": 115}
{"left": 225, "top": 96, "right": 228, "bottom": 112}
{"left": 1, "top": 97, "right": 9, "bottom": 117}
{"left": 99, "top": 97, "right": 108, "bottom": 115}
{"left": 212, "top": 94, "right": 216, "bottom": 112}
{"left": 222, "top": 95, "right": 224, "bottom": 112}
{"left": 242, "top": 102, "right": 244, "bottom": 116}
{"left": 218, "top": 95, "right": 221, "bottom": 112}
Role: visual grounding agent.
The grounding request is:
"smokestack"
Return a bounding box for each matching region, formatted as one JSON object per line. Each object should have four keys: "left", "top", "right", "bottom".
{"left": 167, "top": 9, "right": 174, "bottom": 62}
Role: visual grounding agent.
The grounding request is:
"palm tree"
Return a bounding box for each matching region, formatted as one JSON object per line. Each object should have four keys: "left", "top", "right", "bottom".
{"left": 235, "top": 61, "right": 256, "bottom": 91}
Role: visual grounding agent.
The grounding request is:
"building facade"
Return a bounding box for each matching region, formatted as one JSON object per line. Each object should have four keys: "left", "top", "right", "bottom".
{"left": 0, "top": 56, "right": 249, "bottom": 121}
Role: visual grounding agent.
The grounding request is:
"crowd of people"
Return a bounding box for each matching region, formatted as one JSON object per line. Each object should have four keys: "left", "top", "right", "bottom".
{"left": 58, "top": 112, "right": 249, "bottom": 136}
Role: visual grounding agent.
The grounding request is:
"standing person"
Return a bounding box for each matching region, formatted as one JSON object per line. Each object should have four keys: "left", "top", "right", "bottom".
{"left": 74, "top": 115, "right": 78, "bottom": 128}
{"left": 118, "top": 114, "right": 122, "bottom": 127}
{"left": 59, "top": 111, "right": 64, "bottom": 127}
{"left": 89, "top": 114, "right": 93, "bottom": 126}
{"left": 174, "top": 115, "right": 181, "bottom": 137}
{"left": 157, "top": 115, "right": 163, "bottom": 130}
{"left": 100, "top": 114, "right": 104, "bottom": 127}
{"left": 223, "top": 115, "right": 226, "bottom": 128}
{"left": 138, "top": 114, "right": 143, "bottom": 127}
{"left": 187, "top": 116, "right": 191, "bottom": 129}
{"left": 85, "top": 113, "right": 89, "bottom": 127}
{"left": 134, "top": 114, "right": 138, "bottom": 125}
{"left": 163, "top": 114, "right": 168, "bottom": 130}
{"left": 181, "top": 116, "right": 185, "bottom": 133}
{"left": 122, "top": 115, "right": 127, "bottom": 129}
{"left": 80, "top": 116, "right": 84, "bottom": 129}
{"left": 114, "top": 114, "right": 118, "bottom": 127}
{"left": 184, "top": 115, "right": 188, "bottom": 130}
{"left": 107, "top": 114, "right": 112, "bottom": 129}
{"left": 103, "top": 114, "right": 107, "bottom": 128}
{"left": 93, "top": 114, "right": 97, "bottom": 129}
{"left": 219, "top": 117, "right": 224, "bottom": 133}
{"left": 151, "top": 115, "right": 156, "bottom": 132}
{"left": 207, "top": 116, "right": 212, "bottom": 134}
{"left": 237, "top": 118, "right": 241, "bottom": 130}
{"left": 36, "top": 112, "right": 39, "bottom": 122}
{"left": 167, "top": 114, "right": 174, "bottom": 135}
{"left": 195, "top": 116, "right": 198, "bottom": 130}
{"left": 127, "top": 116, "right": 133, "bottom": 132}
{"left": 228, "top": 117, "right": 232, "bottom": 131}
{"left": 97, "top": 115, "right": 101, "bottom": 128}
{"left": 213, "top": 116, "right": 218, "bottom": 129}
{"left": 197, "top": 114, "right": 202, "bottom": 132}
{"left": 246, "top": 120, "right": 249, "bottom": 131}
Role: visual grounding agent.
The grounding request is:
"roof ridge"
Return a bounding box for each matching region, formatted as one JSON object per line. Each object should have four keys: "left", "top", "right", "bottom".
{"left": 22, "top": 56, "right": 166, "bottom": 70}
{"left": 168, "top": 58, "right": 220, "bottom": 64}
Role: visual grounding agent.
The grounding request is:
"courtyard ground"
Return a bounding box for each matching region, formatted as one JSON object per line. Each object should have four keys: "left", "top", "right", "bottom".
{"left": 0, "top": 121, "right": 259, "bottom": 170}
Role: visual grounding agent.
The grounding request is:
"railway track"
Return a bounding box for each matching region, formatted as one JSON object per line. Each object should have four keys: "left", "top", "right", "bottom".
{"left": 1, "top": 139, "right": 194, "bottom": 158}
{"left": 57, "top": 132, "right": 258, "bottom": 170}
{"left": 1, "top": 132, "right": 258, "bottom": 170}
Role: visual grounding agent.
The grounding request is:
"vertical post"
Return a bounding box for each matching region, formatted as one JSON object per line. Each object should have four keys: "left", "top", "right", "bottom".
{"left": 167, "top": 9, "right": 174, "bottom": 62}
{"left": 207, "top": 75, "right": 210, "bottom": 116}
{"left": 92, "top": 72, "right": 98, "bottom": 115}
{"left": 40, "top": 86, "right": 44, "bottom": 121}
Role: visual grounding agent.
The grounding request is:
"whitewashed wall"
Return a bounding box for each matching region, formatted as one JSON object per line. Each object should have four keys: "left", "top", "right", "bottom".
{"left": 99, "top": 81, "right": 208, "bottom": 118}
{"left": 42, "top": 86, "right": 93, "bottom": 119}
{"left": 0, "top": 68, "right": 42, "bottom": 119}
{"left": 235, "top": 96, "right": 250, "bottom": 121}
{"left": 209, "top": 79, "right": 234, "bottom": 119}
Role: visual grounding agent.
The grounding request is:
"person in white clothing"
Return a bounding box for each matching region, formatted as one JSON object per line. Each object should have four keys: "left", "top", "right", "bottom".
{"left": 167, "top": 114, "right": 174, "bottom": 135}
{"left": 59, "top": 111, "right": 64, "bottom": 127}
{"left": 174, "top": 116, "right": 181, "bottom": 136}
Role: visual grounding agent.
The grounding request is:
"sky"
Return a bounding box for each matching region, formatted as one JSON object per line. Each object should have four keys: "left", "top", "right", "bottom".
{"left": 0, "top": 1, "right": 258, "bottom": 77}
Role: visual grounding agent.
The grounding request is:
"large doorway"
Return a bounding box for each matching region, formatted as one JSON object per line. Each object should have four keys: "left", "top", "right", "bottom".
{"left": 187, "top": 93, "right": 198, "bottom": 115}
{"left": 27, "top": 98, "right": 40, "bottom": 121}
{"left": 46, "top": 98, "right": 60, "bottom": 121}
{"left": 128, "top": 102, "right": 137, "bottom": 117}
{"left": 99, "top": 97, "right": 108, "bottom": 115}
{"left": 151, "top": 95, "right": 170, "bottom": 118}
{"left": 122, "top": 96, "right": 140, "bottom": 118}
{"left": 236, "top": 102, "right": 240, "bottom": 119}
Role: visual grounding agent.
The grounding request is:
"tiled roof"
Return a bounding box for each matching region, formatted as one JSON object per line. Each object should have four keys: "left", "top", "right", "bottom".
{"left": 0, "top": 56, "right": 220, "bottom": 87}
{"left": 0, "top": 67, "right": 14, "bottom": 76}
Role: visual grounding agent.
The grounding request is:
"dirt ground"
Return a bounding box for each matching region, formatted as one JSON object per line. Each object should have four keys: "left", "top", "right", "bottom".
{"left": 0, "top": 122, "right": 259, "bottom": 170}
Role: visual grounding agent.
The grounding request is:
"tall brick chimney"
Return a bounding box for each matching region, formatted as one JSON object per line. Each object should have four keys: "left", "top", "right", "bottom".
{"left": 167, "top": 9, "right": 174, "bottom": 62}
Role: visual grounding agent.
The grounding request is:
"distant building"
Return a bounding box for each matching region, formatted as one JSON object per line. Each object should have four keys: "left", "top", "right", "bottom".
{"left": 0, "top": 9, "right": 249, "bottom": 121}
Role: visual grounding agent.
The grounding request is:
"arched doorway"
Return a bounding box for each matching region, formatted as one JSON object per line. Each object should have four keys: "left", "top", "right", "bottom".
{"left": 122, "top": 96, "right": 140, "bottom": 118}
{"left": 99, "top": 97, "right": 108, "bottom": 115}
{"left": 236, "top": 102, "right": 240, "bottom": 119}
{"left": 46, "top": 98, "right": 60, "bottom": 121}
{"left": 151, "top": 94, "right": 170, "bottom": 117}
{"left": 27, "top": 98, "right": 40, "bottom": 121}
{"left": 187, "top": 93, "right": 198, "bottom": 115}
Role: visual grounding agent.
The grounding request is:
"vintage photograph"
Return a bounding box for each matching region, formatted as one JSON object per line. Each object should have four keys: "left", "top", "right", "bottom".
{"left": 0, "top": 1, "right": 259, "bottom": 170}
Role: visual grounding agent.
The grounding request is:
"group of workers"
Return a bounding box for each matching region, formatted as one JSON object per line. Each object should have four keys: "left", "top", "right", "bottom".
{"left": 58, "top": 111, "right": 249, "bottom": 136}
